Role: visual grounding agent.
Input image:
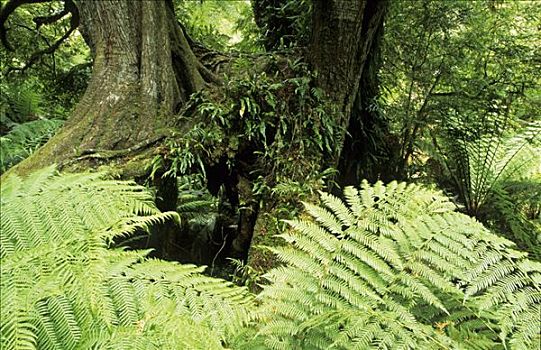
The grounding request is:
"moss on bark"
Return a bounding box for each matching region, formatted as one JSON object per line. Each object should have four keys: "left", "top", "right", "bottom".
{"left": 3, "top": 0, "right": 390, "bottom": 276}
{"left": 7, "top": 0, "right": 205, "bottom": 178}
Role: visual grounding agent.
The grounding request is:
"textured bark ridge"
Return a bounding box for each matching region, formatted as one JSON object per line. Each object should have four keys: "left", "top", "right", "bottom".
{"left": 310, "top": 0, "right": 387, "bottom": 115}
{"left": 302, "top": 0, "right": 389, "bottom": 179}
{"left": 12, "top": 0, "right": 206, "bottom": 175}
{"left": 337, "top": 0, "right": 399, "bottom": 184}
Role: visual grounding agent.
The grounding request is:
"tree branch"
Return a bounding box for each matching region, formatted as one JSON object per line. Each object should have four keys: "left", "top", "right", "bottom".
{"left": 33, "top": 7, "right": 69, "bottom": 28}
{"left": 0, "top": 0, "right": 50, "bottom": 50}
{"left": 7, "top": 0, "right": 79, "bottom": 74}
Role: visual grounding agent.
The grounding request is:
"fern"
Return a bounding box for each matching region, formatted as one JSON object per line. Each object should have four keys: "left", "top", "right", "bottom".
{"left": 3, "top": 168, "right": 538, "bottom": 349}
{"left": 0, "top": 119, "right": 64, "bottom": 173}
{"left": 483, "top": 180, "right": 541, "bottom": 259}
{"left": 438, "top": 117, "right": 541, "bottom": 216}
{"left": 1, "top": 83, "right": 45, "bottom": 124}
{"left": 434, "top": 117, "right": 541, "bottom": 257}
{"left": 177, "top": 175, "right": 217, "bottom": 225}
{"left": 0, "top": 167, "right": 253, "bottom": 350}
{"left": 255, "top": 181, "right": 541, "bottom": 349}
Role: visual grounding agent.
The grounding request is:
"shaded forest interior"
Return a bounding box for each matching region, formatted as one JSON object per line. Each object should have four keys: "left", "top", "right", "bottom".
{"left": 1, "top": 1, "right": 540, "bottom": 349}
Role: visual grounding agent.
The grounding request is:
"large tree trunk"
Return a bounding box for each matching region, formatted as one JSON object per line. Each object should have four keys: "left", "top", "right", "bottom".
{"left": 247, "top": 0, "right": 388, "bottom": 271}
{"left": 337, "top": 6, "right": 401, "bottom": 185}
{"left": 10, "top": 0, "right": 205, "bottom": 176}
{"left": 5, "top": 0, "right": 389, "bottom": 274}
{"left": 309, "top": 0, "right": 386, "bottom": 118}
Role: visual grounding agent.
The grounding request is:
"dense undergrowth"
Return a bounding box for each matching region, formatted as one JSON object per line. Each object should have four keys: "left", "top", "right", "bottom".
{"left": 2, "top": 168, "right": 540, "bottom": 349}
{"left": 1, "top": 1, "right": 540, "bottom": 349}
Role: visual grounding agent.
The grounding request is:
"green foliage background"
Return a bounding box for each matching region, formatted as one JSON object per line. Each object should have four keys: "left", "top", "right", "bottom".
{"left": 1, "top": 1, "right": 540, "bottom": 349}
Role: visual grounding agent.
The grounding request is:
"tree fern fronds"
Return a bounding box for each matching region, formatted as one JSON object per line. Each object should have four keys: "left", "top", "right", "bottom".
{"left": 280, "top": 231, "right": 335, "bottom": 264}
{"left": 397, "top": 272, "right": 449, "bottom": 313}
{"left": 268, "top": 245, "right": 326, "bottom": 275}
{"left": 35, "top": 296, "right": 82, "bottom": 350}
{"left": 318, "top": 191, "right": 356, "bottom": 226}
{"left": 344, "top": 186, "right": 362, "bottom": 216}
{"left": 340, "top": 238, "right": 396, "bottom": 276}
{"left": 255, "top": 181, "right": 541, "bottom": 349}
{"left": 0, "top": 119, "right": 63, "bottom": 172}
{"left": 405, "top": 261, "right": 457, "bottom": 293}
{"left": 1, "top": 167, "right": 173, "bottom": 257}
{"left": 345, "top": 229, "right": 403, "bottom": 269}
{"left": 1, "top": 167, "right": 253, "bottom": 350}
{"left": 4, "top": 83, "right": 45, "bottom": 121}
{"left": 438, "top": 117, "right": 541, "bottom": 216}
{"left": 0, "top": 270, "right": 38, "bottom": 350}
{"left": 334, "top": 250, "right": 390, "bottom": 292}
{"left": 466, "top": 259, "right": 524, "bottom": 298}
{"left": 359, "top": 179, "right": 377, "bottom": 209}
{"left": 303, "top": 202, "right": 344, "bottom": 235}
{"left": 284, "top": 219, "right": 338, "bottom": 252}
{"left": 176, "top": 175, "right": 217, "bottom": 229}
{"left": 119, "top": 258, "right": 254, "bottom": 340}
{"left": 446, "top": 325, "right": 499, "bottom": 350}
{"left": 506, "top": 306, "right": 541, "bottom": 350}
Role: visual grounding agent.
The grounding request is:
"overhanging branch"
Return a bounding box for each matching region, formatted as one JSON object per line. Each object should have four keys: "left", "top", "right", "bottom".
{"left": 0, "top": 0, "right": 50, "bottom": 50}
{"left": 33, "top": 7, "right": 69, "bottom": 28}
{"left": 5, "top": 0, "right": 79, "bottom": 74}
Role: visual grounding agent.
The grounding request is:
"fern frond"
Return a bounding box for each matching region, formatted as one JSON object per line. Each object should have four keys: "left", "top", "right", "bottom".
{"left": 0, "top": 167, "right": 252, "bottom": 350}
{"left": 0, "top": 119, "right": 63, "bottom": 172}
{"left": 255, "top": 181, "right": 541, "bottom": 349}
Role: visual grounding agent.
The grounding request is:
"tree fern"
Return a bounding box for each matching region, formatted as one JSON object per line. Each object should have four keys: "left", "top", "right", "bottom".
{"left": 0, "top": 83, "right": 45, "bottom": 124}
{"left": 434, "top": 117, "right": 541, "bottom": 257}
{"left": 255, "top": 181, "right": 541, "bottom": 349}
{"left": 176, "top": 175, "right": 217, "bottom": 226}
{"left": 0, "top": 167, "right": 253, "bottom": 350}
{"left": 438, "top": 117, "right": 541, "bottom": 216}
{"left": 0, "top": 119, "right": 64, "bottom": 173}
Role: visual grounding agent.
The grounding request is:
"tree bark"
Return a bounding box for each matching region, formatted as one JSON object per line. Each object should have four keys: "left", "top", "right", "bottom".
{"left": 309, "top": 0, "right": 386, "bottom": 118}
{"left": 337, "top": 6, "right": 401, "bottom": 185}
{"left": 247, "top": 0, "right": 389, "bottom": 271}
{"left": 9, "top": 0, "right": 205, "bottom": 176}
